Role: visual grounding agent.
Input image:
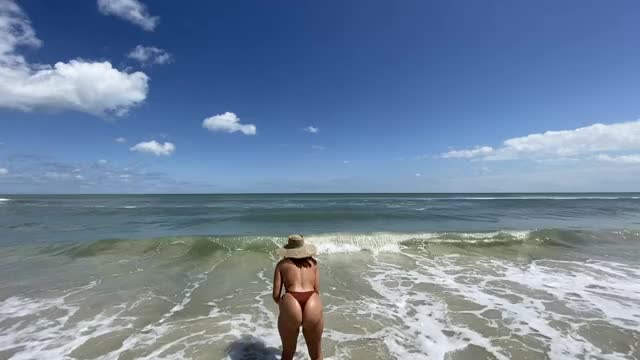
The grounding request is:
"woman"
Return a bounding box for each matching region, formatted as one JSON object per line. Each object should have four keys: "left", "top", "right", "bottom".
{"left": 272, "top": 234, "right": 324, "bottom": 360}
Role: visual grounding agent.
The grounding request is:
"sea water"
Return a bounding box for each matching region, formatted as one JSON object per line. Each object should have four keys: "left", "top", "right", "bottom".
{"left": 0, "top": 194, "right": 639, "bottom": 359}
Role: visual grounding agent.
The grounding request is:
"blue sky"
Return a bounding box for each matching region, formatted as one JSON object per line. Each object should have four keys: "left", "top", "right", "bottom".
{"left": 1, "top": 0, "right": 640, "bottom": 193}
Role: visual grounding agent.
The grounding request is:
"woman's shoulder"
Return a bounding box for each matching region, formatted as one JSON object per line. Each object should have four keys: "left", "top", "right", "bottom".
{"left": 278, "top": 257, "right": 317, "bottom": 269}
{"left": 276, "top": 258, "right": 289, "bottom": 268}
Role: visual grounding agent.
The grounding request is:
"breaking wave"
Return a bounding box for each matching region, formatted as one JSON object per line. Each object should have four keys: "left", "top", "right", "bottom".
{"left": 30, "top": 229, "right": 640, "bottom": 259}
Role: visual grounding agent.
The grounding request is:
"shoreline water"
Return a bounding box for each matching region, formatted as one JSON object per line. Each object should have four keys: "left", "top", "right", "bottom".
{"left": 1, "top": 194, "right": 639, "bottom": 359}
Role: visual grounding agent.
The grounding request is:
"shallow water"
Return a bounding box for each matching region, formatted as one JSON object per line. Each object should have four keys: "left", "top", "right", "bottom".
{"left": 0, "top": 194, "right": 639, "bottom": 359}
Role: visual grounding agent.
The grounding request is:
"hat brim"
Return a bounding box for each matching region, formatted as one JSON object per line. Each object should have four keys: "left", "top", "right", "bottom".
{"left": 276, "top": 244, "right": 317, "bottom": 258}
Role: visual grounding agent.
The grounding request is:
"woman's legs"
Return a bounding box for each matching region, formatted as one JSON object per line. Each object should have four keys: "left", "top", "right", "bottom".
{"left": 278, "top": 293, "right": 302, "bottom": 360}
{"left": 302, "top": 293, "right": 324, "bottom": 360}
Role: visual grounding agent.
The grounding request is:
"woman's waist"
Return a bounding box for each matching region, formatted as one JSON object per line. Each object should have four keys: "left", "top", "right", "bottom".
{"left": 285, "top": 287, "right": 316, "bottom": 294}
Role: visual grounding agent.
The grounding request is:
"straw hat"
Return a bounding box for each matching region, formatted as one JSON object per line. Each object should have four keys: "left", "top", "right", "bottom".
{"left": 277, "top": 234, "right": 317, "bottom": 258}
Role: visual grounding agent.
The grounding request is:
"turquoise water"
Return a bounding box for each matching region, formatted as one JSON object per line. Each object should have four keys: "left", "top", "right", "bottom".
{"left": 2, "top": 193, "right": 640, "bottom": 244}
{"left": 0, "top": 194, "right": 639, "bottom": 359}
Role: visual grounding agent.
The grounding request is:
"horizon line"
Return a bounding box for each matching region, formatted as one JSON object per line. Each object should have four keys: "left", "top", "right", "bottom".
{"left": 2, "top": 191, "right": 640, "bottom": 196}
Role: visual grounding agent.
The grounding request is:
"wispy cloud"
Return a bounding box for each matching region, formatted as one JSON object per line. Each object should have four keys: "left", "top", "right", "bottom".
{"left": 0, "top": 0, "right": 148, "bottom": 116}
{"left": 441, "top": 146, "right": 493, "bottom": 159}
{"left": 115, "top": 137, "right": 126, "bottom": 143}
{"left": 130, "top": 140, "right": 175, "bottom": 156}
{"left": 97, "top": 0, "right": 158, "bottom": 31}
{"left": 311, "top": 145, "right": 325, "bottom": 150}
{"left": 97, "top": 159, "right": 108, "bottom": 164}
{"left": 128, "top": 45, "right": 172, "bottom": 65}
{"left": 304, "top": 126, "right": 319, "bottom": 134}
{"left": 202, "top": 112, "right": 256, "bottom": 135}
{"left": 441, "top": 120, "right": 640, "bottom": 162}
{"left": 0, "top": 153, "right": 208, "bottom": 193}
{"left": 0, "top": 168, "right": 8, "bottom": 175}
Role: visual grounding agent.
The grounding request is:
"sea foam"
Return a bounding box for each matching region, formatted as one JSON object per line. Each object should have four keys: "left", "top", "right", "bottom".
{"left": 306, "top": 230, "right": 531, "bottom": 254}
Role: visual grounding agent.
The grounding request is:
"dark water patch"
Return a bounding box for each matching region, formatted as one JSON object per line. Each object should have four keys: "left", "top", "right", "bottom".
{"left": 184, "top": 237, "right": 228, "bottom": 258}
{"left": 529, "top": 229, "right": 591, "bottom": 249}
{"left": 225, "top": 335, "right": 280, "bottom": 360}
{"left": 62, "top": 238, "right": 131, "bottom": 258}
{"left": 35, "top": 236, "right": 281, "bottom": 261}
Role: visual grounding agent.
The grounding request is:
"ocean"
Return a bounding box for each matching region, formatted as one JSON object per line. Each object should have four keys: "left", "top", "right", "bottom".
{"left": 0, "top": 194, "right": 639, "bottom": 359}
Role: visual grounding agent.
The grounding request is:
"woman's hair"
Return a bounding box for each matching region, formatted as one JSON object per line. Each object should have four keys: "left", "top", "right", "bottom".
{"left": 287, "top": 256, "right": 317, "bottom": 268}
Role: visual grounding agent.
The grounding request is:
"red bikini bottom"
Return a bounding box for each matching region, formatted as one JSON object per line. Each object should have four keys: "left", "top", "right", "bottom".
{"left": 287, "top": 291, "right": 315, "bottom": 311}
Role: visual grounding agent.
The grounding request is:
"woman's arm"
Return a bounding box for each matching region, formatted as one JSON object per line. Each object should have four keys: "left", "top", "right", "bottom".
{"left": 314, "top": 264, "right": 320, "bottom": 294}
{"left": 272, "top": 262, "right": 282, "bottom": 304}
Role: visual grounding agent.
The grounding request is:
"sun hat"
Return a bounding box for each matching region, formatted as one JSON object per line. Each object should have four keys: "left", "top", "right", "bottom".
{"left": 277, "top": 234, "right": 317, "bottom": 258}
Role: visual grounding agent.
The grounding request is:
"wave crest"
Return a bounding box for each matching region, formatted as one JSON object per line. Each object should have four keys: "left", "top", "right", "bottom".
{"left": 32, "top": 229, "right": 639, "bottom": 259}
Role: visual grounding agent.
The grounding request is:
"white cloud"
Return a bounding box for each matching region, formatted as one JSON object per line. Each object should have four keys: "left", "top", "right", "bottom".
{"left": 130, "top": 140, "right": 175, "bottom": 156}
{"left": 441, "top": 146, "right": 494, "bottom": 159}
{"left": 0, "top": 1, "right": 149, "bottom": 116}
{"left": 595, "top": 154, "right": 640, "bottom": 164}
{"left": 343, "top": 160, "right": 350, "bottom": 164}
{"left": 202, "top": 112, "right": 256, "bottom": 135}
{"left": 97, "top": 159, "right": 108, "bottom": 164}
{"left": 441, "top": 120, "right": 640, "bottom": 161}
{"left": 304, "top": 126, "right": 319, "bottom": 134}
{"left": 115, "top": 137, "right": 126, "bottom": 143}
{"left": 311, "top": 145, "right": 325, "bottom": 150}
{"left": 97, "top": 0, "right": 158, "bottom": 31}
{"left": 415, "top": 172, "right": 422, "bottom": 177}
{"left": 128, "top": 45, "right": 172, "bottom": 65}
{"left": 45, "top": 171, "right": 71, "bottom": 179}
{"left": 0, "top": 61, "right": 149, "bottom": 116}
{"left": 0, "top": 167, "right": 8, "bottom": 175}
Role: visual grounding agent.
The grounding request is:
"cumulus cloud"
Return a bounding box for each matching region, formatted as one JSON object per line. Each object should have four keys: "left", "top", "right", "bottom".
{"left": 202, "top": 112, "right": 256, "bottom": 135}
{"left": 441, "top": 120, "right": 640, "bottom": 162}
{"left": 115, "top": 137, "right": 126, "bottom": 143}
{"left": 0, "top": 167, "right": 8, "bottom": 175}
{"left": 0, "top": 0, "right": 148, "bottom": 116}
{"left": 595, "top": 154, "right": 640, "bottom": 164}
{"left": 97, "top": 0, "right": 158, "bottom": 31}
{"left": 128, "top": 45, "right": 172, "bottom": 65}
{"left": 130, "top": 140, "right": 175, "bottom": 156}
{"left": 304, "top": 126, "right": 319, "bottom": 133}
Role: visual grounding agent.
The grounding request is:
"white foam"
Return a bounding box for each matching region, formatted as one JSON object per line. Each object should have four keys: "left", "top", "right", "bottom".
{"left": 361, "top": 253, "right": 640, "bottom": 359}
{"left": 0, "top": 198, "right": 10, "bottom": 202}
{"left": 306, "top": 231, "right": 531, "bottom": 254}
{"left": 0, "top": 281, "right": 103, "bottom": 360}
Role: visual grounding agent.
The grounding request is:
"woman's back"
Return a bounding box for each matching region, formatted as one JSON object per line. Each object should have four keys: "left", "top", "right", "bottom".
{"left": 279, "top": 258, "right": 318, "bottom": 292}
